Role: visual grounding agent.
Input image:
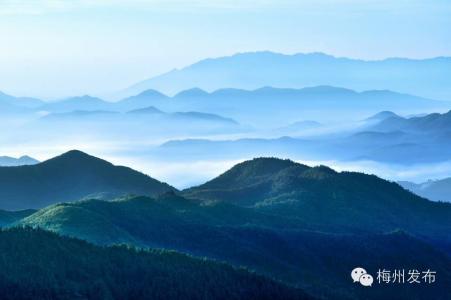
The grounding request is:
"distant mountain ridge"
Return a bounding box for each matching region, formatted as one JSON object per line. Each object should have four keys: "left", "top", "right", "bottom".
{"left": 42, "top": 106, "right": 237, "bottom": 124}
{"left": 158, "top": 108, "right": 451, "bottom": 164}
{"left": 26, "top": 85, "right": 448, "bottom": 127}
{"left": 40, "top": 95, "right": 111, "bottom": 113}
{"left": 115, "top": 89, "right": 169, "bottom": 111}
{"left": 365, "top": 111, "right": 400, "bottom": 122}
{"left": 370, "top": 109, "right": 451, "bottom": 133}
{"left": 399, "top": 178, "right": 451, "bottom": 203}
{"left": 0, "top": 155, "right": 39, "bottom": 167}
{"left": 2, "top": 85, "right": 448, "bottom": 126}
{"left": 123, "top": 51, "right": 451, "bottom": 100}
{"left": 0, "top": 150, "right": 175, "bottom": 210}
{"left": 120, "top": 86, "right": 449, "bottom": 125}
{"left": 0, "top": 91, "right": 44, "bottom": 109}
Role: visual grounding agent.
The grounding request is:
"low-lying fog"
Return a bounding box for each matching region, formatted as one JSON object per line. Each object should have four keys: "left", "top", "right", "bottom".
{"left": 2, "top": 88, "right": 451, "bottom": 189}
{"left": 3, "top": 133, "right": 451, "bottom": 189}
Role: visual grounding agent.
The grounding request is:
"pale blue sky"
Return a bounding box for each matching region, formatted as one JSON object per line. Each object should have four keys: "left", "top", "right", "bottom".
{"left": 0, "top": 0, "right": 450, "bottom": 99}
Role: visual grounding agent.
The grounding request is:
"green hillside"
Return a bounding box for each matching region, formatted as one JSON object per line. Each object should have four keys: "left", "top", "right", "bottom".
{"left": 17, "top": 193, "right": 307, "bottom": 246}
{"left": 184, "top": 158, "right": 451, "bottom": 246}
{"left": 0, "top": 227, "right": 310, "bottom": 300}
{"left": 17, "top": 193, "right": 451, "bottom": 299}
{"left": 0, "top": 150, "right": 175, "bottom": 210}
{"left": 8, "top": 156, "right": 451, "bottom": 299}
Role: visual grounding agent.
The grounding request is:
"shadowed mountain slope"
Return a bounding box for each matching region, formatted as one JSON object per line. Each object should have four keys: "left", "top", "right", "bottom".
{"left": 0, "top": 150, "right": 175, "bottom": 210}
{"left": 0, "top": 227, "right": 310, "bottom": 300}
{"left": 183, "top": 158, "right": 451, "bottom": 242}
{"left": 16, "top": 193, "right": 451, "bottom": 299}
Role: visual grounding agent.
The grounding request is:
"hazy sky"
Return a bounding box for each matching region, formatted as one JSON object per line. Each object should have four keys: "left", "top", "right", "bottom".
{"left": 1, "top": 0, "right": 450, "bottom": 99}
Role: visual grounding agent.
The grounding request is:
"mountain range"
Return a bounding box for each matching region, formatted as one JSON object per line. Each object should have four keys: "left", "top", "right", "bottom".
{"left": 399, "top": 178, "right": 451, "bottom": 203}
{"left": 156, "top": 109, "right": 451, "bottom": 164}
{"left": 41, "top": 107, "right": 238, "bottom": 125}
{"left": 0, "top": 150, "right": 174, "bottom": 210}
{"left": 0, "top": 91, "right": 43, "bottom": 111}
{"left": 369, "top": 110, "right": 451, "bottom": 133}
{"left": 33, "top": 106, "right": 242, "bottom": 140}
{"left": 116, "top": 86, "right": 449, "bottom": 125}
{"left": 2, "top": 52, "right": 451, "bottom": 300}
{"left": 123, "top": 52, "right": 451, "bottom": 101}
{"left": 2, "top": 86, "right": 449, "bottom": 126}
{"left": 3, "top": 151, "right": 450, "bottom": 299}
{"left": 0, "top": 155, "right": 39, "bottom": 167}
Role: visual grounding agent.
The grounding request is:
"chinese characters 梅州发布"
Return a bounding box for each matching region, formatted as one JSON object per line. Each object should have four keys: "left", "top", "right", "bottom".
{"left": 376, "top": 269, "right": 436, "bottom": 284}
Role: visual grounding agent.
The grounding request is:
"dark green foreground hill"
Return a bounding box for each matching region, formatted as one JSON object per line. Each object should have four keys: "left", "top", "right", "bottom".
{"left": 17, "top": 194, "right": 451, "bottom": 299}
{"left": 0, "top": 150, "right": 175, "bottom": 210}
{"left": 0, "top": 227, "right": 311, "bottom": 300}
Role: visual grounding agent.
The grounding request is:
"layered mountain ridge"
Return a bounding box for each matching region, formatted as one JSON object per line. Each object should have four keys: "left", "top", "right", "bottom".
{"left": 123, "top": 51, "right": 451, "bottom": 100}
{"left": 1, "top": 151, "right": 450, "bottom": 299}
